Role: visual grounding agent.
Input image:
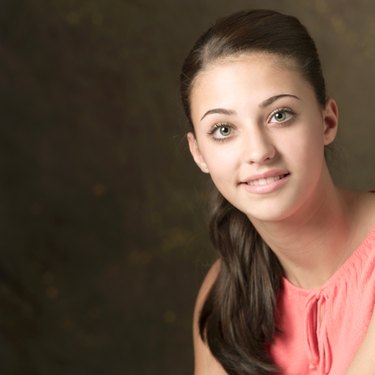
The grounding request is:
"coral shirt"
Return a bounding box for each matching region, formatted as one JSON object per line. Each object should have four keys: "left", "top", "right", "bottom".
{"left": 270, "top": 225, "right": 375, "bottom": 374}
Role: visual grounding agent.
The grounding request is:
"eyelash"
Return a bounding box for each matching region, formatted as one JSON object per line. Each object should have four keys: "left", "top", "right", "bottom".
{"left": 268, "top": 107, "right": 296, "bottom": 124}
{"left": 208, "top": 122, "right": 234, "bottom": 142}
{"left": 207, "top": 107, "right": 296, "bottom": 141}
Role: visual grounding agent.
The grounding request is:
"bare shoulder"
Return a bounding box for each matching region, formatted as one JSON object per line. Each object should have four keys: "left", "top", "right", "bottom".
{"left": 194, "top": 259, "right": 221, "bottom": 318}
{"left": 364, "top": 189, "right": 375, "bottom": 207}
{"left": 342, "top": 189, "right": 375, "bottom": 230}
{"left": 358, "top": 191, "right": 375, "bottom": 226}
{"left": 193, "top": 259, "right": 228, "bottom": 375}
{"left": 345, "top": 308, "right": 375, "bottom": 374}
{"left": 345, "top": 191, "right": 375, "bottom": 375}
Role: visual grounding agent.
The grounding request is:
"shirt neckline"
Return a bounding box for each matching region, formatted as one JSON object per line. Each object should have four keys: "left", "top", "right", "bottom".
{"left": 282, "top": 223, "right": 375, "bottom": 295}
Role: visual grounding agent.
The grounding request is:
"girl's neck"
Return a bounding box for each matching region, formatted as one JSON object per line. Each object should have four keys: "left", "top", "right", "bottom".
{"left": 252, "top": 186, "right": 362, "bottom": 290}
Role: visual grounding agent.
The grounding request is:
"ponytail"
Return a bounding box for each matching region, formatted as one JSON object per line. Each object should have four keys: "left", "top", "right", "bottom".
{"left": 199, "top": 189, "right": 284, "bottom": 374}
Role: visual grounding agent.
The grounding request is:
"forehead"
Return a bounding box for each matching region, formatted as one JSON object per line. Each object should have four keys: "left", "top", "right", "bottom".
{"left": 190, "top": 53, "right": 312, "bottom": 118}
{"left": 193, "top": 52, "right": 300, "bottom": 93}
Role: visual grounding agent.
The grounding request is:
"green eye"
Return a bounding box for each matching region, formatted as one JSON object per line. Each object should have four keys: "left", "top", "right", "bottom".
{"left": 274, "top": 111, "right": 287, "bottom": 121}
{"left": 270, "top": 108, "right": 295, "bottom": 123}
{"left": 218, "top": 125, "right": 231, "bottom": 136}
{"left": 210, "top": 123, "right": 233, "bottom": 140}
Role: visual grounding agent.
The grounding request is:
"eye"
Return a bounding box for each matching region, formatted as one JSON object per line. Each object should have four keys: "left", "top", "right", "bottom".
{"left": 209, "top": 123, "right": 233, "bottom": 140}
{"left": 269, "top": 108, "right": 295, "bottom": 124}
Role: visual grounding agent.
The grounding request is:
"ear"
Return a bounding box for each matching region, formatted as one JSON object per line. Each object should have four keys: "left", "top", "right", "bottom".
{"left": 187, "top": 132, "right": 209, "bottom": 173}
{"left": 322, "top": 98, "right": 339, "bottom": 145}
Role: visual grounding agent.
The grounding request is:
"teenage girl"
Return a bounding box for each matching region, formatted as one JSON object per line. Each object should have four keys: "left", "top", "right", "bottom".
{"left": 180, "top": 9, "right": 375, "bottom": 375}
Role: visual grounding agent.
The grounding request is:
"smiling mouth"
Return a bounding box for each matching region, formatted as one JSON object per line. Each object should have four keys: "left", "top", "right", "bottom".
{"left": 246, "top": 173, "right": 290, "bottom": 186}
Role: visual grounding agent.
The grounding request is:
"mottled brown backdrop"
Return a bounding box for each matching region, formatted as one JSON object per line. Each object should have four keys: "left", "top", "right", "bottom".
{"left": 1, "top": 0, "right": 374, "bottom": 374}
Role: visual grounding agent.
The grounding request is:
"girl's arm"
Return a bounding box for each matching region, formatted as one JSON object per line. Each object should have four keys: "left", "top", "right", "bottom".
{"left": 193, "top": 260, "right": 228, "bottom": 375}
{"left": 346, "top": 308, "right": 375, "bottom": 374}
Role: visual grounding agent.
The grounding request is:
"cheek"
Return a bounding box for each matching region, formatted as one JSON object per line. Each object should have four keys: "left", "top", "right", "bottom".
{"left": 277, "top": 123, "right": 325, "bottom": 177}
{"left": 203, "top": 145, "right": 240, "bottom": 179}
{"left": 292, "top": 120, "right": 325, "bottom": 154}
{"left": 292, "top": 135, "right": 325, "bottom": 174}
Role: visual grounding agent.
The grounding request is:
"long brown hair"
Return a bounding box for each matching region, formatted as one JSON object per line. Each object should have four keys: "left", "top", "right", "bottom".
{"left": 180, "top": 10, "right": 327, "bottom": 374}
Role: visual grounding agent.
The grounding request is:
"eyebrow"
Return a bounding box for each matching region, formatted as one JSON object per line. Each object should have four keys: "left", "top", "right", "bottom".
{"left": 200, "top": 94, "right": 300, "bottom": 121}
{"left": 200, "top": 108, "right": 236, "bottom": 121}
{"left": 259, "top": 94, "right": 301, "bottom": 108}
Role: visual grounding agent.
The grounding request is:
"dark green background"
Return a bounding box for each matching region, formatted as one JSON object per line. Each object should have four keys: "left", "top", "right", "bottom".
{"left": 1, "top": 0, "right": 374, "bottom": 374}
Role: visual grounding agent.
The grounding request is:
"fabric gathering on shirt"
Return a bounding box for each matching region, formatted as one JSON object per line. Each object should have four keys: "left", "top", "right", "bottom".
{"left": 270, "top": 225, "right": 375, "bottom": 374}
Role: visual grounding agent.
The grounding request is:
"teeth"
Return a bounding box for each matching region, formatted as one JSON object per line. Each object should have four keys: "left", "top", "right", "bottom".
{"left": 247, "top": 175, "right": 285, "bottom": 186}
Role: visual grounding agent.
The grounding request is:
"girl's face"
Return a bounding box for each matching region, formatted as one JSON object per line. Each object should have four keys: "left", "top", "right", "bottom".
{"left": 187, "top": 53, "right": 338, "bottom": 223}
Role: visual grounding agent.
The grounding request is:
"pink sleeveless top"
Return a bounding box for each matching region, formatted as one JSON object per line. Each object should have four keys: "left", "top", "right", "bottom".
{"left": 270, "top": 225, "right": 375, "bottom": 374}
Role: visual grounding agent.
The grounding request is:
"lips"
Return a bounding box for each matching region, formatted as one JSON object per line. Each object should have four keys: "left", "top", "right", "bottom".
{"left": 246, "top": 173, "right": 289, "bottom": 186}
{"left": 240, "top": 171, "right": 290, "bottom": 194}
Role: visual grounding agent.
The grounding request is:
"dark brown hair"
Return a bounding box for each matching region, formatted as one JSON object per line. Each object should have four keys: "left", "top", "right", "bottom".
{"left": 180, "top": 9, "right": 327, "bottom": 375}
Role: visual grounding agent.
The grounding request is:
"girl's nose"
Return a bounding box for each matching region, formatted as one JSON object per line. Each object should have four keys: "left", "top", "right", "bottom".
{"left": 243, "top": 127, "right": 276, "bottom": 164}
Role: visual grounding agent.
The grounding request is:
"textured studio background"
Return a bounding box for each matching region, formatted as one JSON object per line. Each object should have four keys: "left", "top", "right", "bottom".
{"left": 1, "top": 0, "right": 375, "bottom": 374}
